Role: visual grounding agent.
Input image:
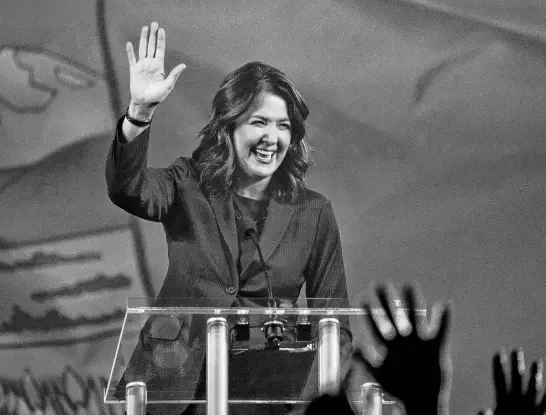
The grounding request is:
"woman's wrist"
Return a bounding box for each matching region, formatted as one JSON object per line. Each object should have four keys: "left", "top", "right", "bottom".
{"left": 120, "top": 102, "right": 156, "bottom": 142}
{"left": 127, "top": 102, "right": 157, "bottom": 121}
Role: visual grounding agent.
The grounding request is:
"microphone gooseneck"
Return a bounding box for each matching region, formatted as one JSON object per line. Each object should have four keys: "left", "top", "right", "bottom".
{"left": 236, "top": 212, "right": 275, "bottom": 308}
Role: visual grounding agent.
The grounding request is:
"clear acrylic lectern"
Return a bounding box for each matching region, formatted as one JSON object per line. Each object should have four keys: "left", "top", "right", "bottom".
{"left": 105, "top": 297, "right": 424, "bottom": 415}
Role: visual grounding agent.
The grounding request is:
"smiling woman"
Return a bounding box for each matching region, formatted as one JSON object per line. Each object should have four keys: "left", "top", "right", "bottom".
{"left": 231, "top": 93, "right": 292, "bottom": 199}
{"left": 105, "top": 21, "right": 352, "bottom": 415}
{"left": 192, "top": 61, "right": 311, "bottom": 203}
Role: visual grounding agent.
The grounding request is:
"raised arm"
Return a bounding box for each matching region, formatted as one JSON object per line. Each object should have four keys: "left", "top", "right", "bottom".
{"left": 105, "top": 22, "right": 188, "bottom": 221}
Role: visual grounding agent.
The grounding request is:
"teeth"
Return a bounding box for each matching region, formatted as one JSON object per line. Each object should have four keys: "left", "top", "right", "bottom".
{"left": 255, "top": 149, "right": 273, "bottom": 156}
{"left": 254, "top": 149, "right": 274, "bottom": 162}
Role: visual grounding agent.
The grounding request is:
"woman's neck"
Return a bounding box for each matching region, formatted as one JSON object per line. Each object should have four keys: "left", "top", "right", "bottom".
{"left": 234, "top": 177, "right": 270, "bottom": 200}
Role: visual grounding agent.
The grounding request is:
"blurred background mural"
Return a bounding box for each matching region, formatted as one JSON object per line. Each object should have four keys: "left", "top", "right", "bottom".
{"left": 0, "top": 0, "right": 545, "bottom": 414}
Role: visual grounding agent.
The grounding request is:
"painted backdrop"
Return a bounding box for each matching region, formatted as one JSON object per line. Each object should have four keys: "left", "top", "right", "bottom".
{"left": 1, "top": 0, "right": 546, "bottom": 414}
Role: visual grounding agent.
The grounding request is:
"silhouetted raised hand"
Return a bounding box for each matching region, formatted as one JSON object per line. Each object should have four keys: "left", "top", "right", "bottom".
{"left": 477, "top": 349, "right": 546, "bottom": 415}
{"left": 354, "top": 283, "right": 452, "bottom": 415}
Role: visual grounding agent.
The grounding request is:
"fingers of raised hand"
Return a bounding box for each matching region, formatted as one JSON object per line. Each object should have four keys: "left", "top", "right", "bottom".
{"left": 376, "top": 284, "right": 398, "bottom": 331}
{"left": 528, "top": 358, "right": 546, "bottom": 414}
{"left": 147, "top": 22, "right": 159, "bottom": 58}
{"left": 363, "top": 302, "right": 392, "bottom": 344}
{"left": 126, "top": 42, "right": 136, "bottom": 66}
{"left": 155, "top": 27, "right": 166, "bottom": 62}
{"left": 427, "top": 300, "right": 451, "bottom": 349}
{"left": 363, "top": 298, "right": 397, "bottom": 344}
{"left": 380, "top": 283, "right": 418, "bottom": 337}
{"left": 137, "top": 22, "right": 163, "bottom": 61}
{"left": 375, "top": 283, "right": 412, "bottom": 338}
{"left": 392, "top": 291, "right": 413, "bottom": 337}
{"left": 539, "top": 367, "right": 546, "bottom": 415}
{"left": 527, "top": 360, "right": 540, "bottom": 406}
{"left": 168, "top": 63, "right": 187, "bottom": 83}
{"left": 353, "top": 347, "right": 380, "bottom": 376}
{"left": 403, "top": 285, "right": 420, "bottom": 335}
{"left": 364, "top": 283, "right": 417, "bottom": 342}
{"left": 493, "top": 351, "right": 509, "bottom": 405}
{"left": 535, "top": 360, "right": 545, "bottom": 402}
{"left": 511, "top": 349, "right": 525, "bottom": 396}
{"left": 139, "top": 25, "right": 148, "bottom": 60}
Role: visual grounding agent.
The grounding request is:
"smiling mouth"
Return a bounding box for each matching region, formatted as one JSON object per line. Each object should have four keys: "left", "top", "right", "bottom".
{"left": 252, "top": 148, "right": 275, "bottom": 163}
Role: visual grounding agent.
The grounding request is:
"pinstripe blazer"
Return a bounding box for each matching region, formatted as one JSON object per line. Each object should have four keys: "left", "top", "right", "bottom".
{"left": 105, "top": 119, "right": 350, "bottom": 314}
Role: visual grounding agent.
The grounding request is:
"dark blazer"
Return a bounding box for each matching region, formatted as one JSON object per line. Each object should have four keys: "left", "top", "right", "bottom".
{"left": 105, "top": 119, "right": 350, "bottom": 311}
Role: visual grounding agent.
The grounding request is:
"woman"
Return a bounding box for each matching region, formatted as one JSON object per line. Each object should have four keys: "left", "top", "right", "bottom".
{"left": 106, "top": 22, "right": 351, "bottom": 414}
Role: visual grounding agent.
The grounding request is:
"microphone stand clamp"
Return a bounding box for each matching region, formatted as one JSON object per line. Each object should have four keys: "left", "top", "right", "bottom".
{"left": 261, "top": 318, "right": 288, "bottom": 350}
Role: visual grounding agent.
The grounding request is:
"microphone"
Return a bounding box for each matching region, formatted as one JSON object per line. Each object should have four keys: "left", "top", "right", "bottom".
{"left": 238, "top": 215, "right": 258, "bottom": 241}
{"left": 237, "top": 215, "right": 274, "bottom": 307}
{"left": 236, "top": 211, "right": 285, "bottom": 348}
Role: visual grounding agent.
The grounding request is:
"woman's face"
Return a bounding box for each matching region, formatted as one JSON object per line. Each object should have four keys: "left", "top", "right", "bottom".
{"left": 232, "top": 92, "right": 292, "bottom": 187}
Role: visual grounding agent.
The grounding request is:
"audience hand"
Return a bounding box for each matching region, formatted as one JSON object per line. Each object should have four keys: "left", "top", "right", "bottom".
{"left": 477, "top": 349, "right": 546, "bottom": 415}
{"left": 354, "top": 283, "right": 452, "bottom": 415}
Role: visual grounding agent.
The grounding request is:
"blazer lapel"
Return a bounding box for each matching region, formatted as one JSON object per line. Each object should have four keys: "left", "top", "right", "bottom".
{"left": 209, "top": 194, "right": 239, "bottom": 274}
{"left": 241, "top": 197, "right": 295, "bottom": 277}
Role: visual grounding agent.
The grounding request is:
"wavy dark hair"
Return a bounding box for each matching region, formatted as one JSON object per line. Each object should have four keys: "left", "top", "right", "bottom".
{"left": 192, "top": 61, "right": 311, "bottom": 203}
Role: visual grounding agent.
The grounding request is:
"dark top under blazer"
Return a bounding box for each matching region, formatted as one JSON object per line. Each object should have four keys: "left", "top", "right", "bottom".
{"left": 105, "top": 119, "right": 350, "bottom": 314}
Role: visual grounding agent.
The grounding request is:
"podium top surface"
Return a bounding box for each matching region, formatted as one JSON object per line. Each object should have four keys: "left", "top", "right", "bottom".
{"left": 124, "top": 296, "right": 374, "bottom": 316}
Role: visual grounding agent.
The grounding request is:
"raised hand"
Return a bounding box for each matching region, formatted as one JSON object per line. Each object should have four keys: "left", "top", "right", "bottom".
{"left": 477, "top": 349, "right": 546, "bottom": 415}
{"left": 354, "top": 283, "right": 452, "bottom": 415}
{"left": 126, "top": 22, "right": 186, "bottom": 110}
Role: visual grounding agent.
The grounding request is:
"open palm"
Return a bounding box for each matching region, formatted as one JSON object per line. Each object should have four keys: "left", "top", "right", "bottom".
{"left": 355, "top": 284, "right": 452, "bottom": 415}
{"left": 126, "top": 22, "right": 186, "bottom": 107}
{"left": 478, "top": 350, "right": 546, "bottom": 415}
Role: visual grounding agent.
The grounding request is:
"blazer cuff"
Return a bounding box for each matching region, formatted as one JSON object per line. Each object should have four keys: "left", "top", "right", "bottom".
{"left": 110, "top": 116, "right": 151, "bottom": 163}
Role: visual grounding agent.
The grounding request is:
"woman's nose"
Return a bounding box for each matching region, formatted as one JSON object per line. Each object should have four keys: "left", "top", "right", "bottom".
{"left": 263, "top": 125, "right": 279, "bottom": 144}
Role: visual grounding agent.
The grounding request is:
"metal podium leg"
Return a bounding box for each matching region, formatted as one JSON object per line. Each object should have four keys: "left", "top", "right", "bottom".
{"left": 361, "top": 383, "right": 382, "bottom": 415}
{"left": 206, "top": 317, "right": 228, "bottom": 415}
{"left": 126, "top": 381, "right": 146, "bottom": 415}
{"left": 318, "top": 318, "right": 340, "bottom": 395}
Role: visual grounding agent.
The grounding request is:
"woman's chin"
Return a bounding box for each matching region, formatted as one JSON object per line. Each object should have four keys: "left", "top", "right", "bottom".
{"left": 245, "top": 162, "right": 278, "bottom": 178}
{"left": 251, "top": 167, "right": 277, "bottom": 180}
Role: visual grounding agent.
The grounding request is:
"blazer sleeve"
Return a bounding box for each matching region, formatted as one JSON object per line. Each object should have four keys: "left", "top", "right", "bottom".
{"left": 105, "top": 117, "right": 187, "bottom": 222}
{"left": 305, "top": 200, "right": 348, "bottom": 301}
{"left": 305, "top": 200, "right": 353, "bottom": 343}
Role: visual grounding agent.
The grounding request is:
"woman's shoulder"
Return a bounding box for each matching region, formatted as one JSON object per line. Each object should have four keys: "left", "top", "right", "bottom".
{"left": 294, "top": 187, "right": 332, "bottom": 209}
{"left": 169, "top": 155, "right": 192, "bottom": 168}
{"left": 167, "top": 156, "right": 199, "bottom": 179}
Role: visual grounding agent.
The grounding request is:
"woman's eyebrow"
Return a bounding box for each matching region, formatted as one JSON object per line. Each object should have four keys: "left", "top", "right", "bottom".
{"left": 250, "top": 114, "right": 291, "bottom": 123}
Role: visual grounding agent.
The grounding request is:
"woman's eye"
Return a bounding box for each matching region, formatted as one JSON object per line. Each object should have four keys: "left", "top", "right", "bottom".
{"left": 279, "top": 124, "right": 291, "bottom": 130}
{"left": 252, "top": 120, "right": 264, "bottom": 126}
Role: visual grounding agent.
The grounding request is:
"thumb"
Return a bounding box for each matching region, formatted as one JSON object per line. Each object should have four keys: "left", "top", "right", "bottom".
{"left": 168, "top": 63, "right": 186, "bottom": 83}
{"left": 353, "top": 348, "right": 379, "bottom": 377}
